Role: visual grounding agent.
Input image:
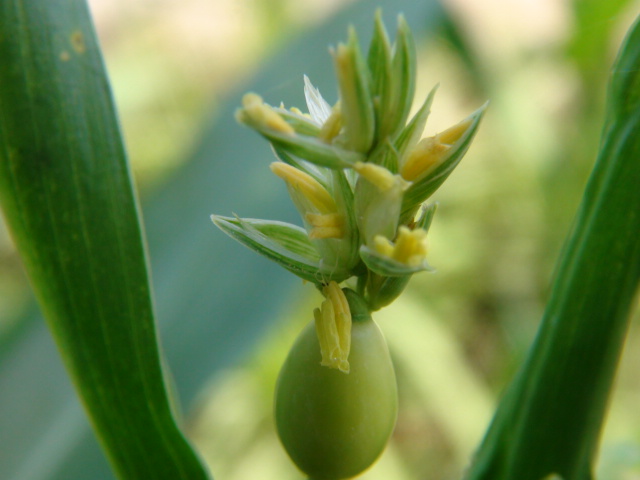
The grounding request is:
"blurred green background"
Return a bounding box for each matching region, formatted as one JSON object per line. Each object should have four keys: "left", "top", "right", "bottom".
{"left": 1, "top": 0, "right": 639, "bottom": 479}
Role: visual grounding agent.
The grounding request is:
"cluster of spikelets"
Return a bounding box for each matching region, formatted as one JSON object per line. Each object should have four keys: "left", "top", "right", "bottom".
{"left": 212, "top": 12, "right": 485, "bottom": 371}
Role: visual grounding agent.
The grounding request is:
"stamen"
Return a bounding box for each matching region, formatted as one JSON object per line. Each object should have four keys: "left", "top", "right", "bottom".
{"left": 318, "top": 102, "right": 343, "bottom": 143}
{"left": 400, "top": 137, "right": 450, "bottom": 181}
{"left": 400, "top": 117, "right": 473, "bottom": 181}
{"left": 393, "top": 227, "right": 428, "bottom": 266}
{"left": 239, "top": 93, "right": 294, "bottom": 135}
{"left": 306, "top": 212, "right": 345, "bottom": 239}
{"left": 313, "top": 281, "right": 352, "bottom": 373}
{"left": 438, "top": 117, "right": 472, "bottom": 145}
{"left": 308, "top": 227, "right": 342, "bottom": 239}
{"left": 270, "top": 163, "right": 337, "bottom": 214}
{"left": 305, "top": 212, "right": 343, "bottom": 228}
{"left": 354, "top": 162, "right": 397, "bottom": 191}
{"left": 373, "top": 235, "right": 395, "bottom": 257}
{"left": 374, "top": 227, "right": 429, "bottom": 267}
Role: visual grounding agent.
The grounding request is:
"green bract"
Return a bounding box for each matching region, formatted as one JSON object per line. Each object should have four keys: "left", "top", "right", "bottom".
{"left": 274, "top": 312, "right": 397, "bottom": 479}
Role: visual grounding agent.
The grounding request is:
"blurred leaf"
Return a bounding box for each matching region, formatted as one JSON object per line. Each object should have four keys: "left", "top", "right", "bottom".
{"left": 465, "top": 15, "right": 640, "bottom": 480}
{"left": 568, "top": 0, "right": 636, "bottom": 93}
{"left": 0, "top": 1, "right": 450, "bottom": 479}
{"left": 380, "top": 297, "right": 494, "bottom": 467}
{"left": 0, "top": 1, "right": 209, "bottom": 479}
{"left": 433, "top": 7, "right": 487, "bottom": 96}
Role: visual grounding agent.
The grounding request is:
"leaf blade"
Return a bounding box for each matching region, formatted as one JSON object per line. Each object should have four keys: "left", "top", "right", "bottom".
{"left": 0, "top": 1, "right": 209, "bottom": 479}
{"left": 465, "top": 15, "right": 640, "bottom": 480}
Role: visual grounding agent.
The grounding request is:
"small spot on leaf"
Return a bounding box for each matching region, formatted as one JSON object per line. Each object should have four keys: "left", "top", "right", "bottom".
{"left": 70, "top": 30, "right": 86, "bottom": 54}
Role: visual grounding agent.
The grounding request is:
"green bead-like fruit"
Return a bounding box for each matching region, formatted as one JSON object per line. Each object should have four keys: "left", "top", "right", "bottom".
{"left": 274, "top": 318, "right": 397, "bottom": 479}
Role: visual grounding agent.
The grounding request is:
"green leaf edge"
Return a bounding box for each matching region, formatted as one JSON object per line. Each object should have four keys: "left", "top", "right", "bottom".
{"left": 211, "top": 215, "right": 352, "bottom": 284}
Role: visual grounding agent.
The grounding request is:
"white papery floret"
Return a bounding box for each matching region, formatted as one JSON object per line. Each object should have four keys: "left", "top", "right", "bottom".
{"left": 303, "top": 75, "right": 332, "bottom": 126}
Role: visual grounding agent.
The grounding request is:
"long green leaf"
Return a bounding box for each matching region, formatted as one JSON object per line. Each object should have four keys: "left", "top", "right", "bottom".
{"left": 465, "top": 15, "right": 640, "bottom": 480}
{"left": 0, "top": 1, "right": 209, "bottom": 479}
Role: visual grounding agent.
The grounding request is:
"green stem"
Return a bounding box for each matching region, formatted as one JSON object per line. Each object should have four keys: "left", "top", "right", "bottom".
{"left": 342, "top": 288, "right": 373, "bottom": 321}
{"left": 365, "top": 272, "right": 411, "bottom": 311}
{"left": 356, "top": 271, "right": 368, "bottom": 297}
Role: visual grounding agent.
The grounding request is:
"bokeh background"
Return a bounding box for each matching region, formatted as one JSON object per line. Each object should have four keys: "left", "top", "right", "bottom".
{"left": 1, "top": 0, "right": 640, "bottom": 479}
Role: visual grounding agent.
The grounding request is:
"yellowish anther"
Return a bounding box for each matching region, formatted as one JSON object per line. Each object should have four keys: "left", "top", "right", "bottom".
{"left": 305, "top": 212, "right": 345, "bottom": 239}
{"left": 400, "top": 117, "right": 472, "bottom": 181}
{"left": 400, "top": 137, "right": 450, "bottom": 181}
{"left": 270, "top": 163, "right": 337, "bottom": 214}
{"left": 394, "top": 227, "right": 428, "bottom": 266}
{"left": 318, "top": 102, "right": 343, "bottom": 143}
{"left": 374, "top": 226, "right": 429, "bottom": 267}
{"left": 314, "top": 281, "right": 351, "bottom": 373}
{"left": 354, "top": 162, "right": 397, "bottom": 191}
{"left": 334, "top": 43, "right": 353, "bottom": 77}
{"left": 438, "top": 117, "right": 472, "bottom": 144}
{"left": 373, "top": 235, "right": 395, "bottom": 257}
{"left": 309, "top": 227, "right": 344, "bottom": 240}
{"left": 239, "top": 93, "right": 295, "bottom": 135}
{"left": 241, "top": 93, "right": 262, "bottom": 108}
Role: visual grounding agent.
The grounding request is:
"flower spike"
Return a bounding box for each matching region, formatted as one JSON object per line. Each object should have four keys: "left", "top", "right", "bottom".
{"left": 213, "top": 12, "right": 484, "bottom": 311}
